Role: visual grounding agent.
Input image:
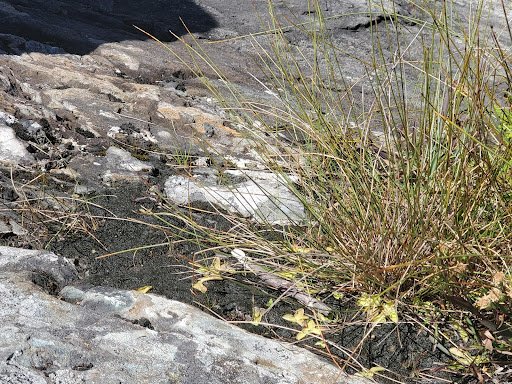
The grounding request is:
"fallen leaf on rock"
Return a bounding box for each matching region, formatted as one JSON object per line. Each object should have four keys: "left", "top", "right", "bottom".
{"left": 135, "top": 285, "right": 153, "bottom": 294}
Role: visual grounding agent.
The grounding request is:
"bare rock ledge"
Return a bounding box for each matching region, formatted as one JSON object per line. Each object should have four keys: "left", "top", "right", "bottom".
{"left": 0, "top": 246, "right": 368, "bottom": 384}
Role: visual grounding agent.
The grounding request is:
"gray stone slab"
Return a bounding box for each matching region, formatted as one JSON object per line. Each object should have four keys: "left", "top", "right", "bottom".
{"left": 0, "top": 246, "right": 368, "bottom": 384}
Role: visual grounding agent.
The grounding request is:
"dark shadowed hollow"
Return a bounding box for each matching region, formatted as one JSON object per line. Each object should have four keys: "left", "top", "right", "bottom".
{"left": 0, "top": 0, "right": 218, "bottom": 55}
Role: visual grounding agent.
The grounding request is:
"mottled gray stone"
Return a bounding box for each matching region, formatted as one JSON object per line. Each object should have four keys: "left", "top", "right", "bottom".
{"left": 0, "top": 246, "right": 78, "bottom": 287}
{"left": 0, "top": 247, "right": 368, "bottom": 384}
{"left": 67, "top": 146, "right": 154, "bottom": 191}
{"left": 0, "top": 218, "right": 26, "bottom": 237}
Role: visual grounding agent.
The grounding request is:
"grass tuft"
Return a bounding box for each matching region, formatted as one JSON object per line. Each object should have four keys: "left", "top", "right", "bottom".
{"left": 143, "top": 0, "right": 512, "bottom": 380}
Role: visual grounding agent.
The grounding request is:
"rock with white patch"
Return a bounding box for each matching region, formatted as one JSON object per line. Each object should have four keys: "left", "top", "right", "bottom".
{"left": 67, "top": 146, "right": 154, "bottom": 192}
{"left": 164, "top": 169, "right": 306, "bottom": 224}
{"left": 0, "top": 124, "right": 34, "bottom": 164}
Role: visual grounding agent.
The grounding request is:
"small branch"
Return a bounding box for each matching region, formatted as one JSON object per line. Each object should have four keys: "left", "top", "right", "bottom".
{"left": 229, "top": 250, "right": 331, "bottom": 314}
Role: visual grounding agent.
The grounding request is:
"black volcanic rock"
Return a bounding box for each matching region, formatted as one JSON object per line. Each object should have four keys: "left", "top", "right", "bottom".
{"left": 0, "top": 0, "right": 218, "bottom": 55}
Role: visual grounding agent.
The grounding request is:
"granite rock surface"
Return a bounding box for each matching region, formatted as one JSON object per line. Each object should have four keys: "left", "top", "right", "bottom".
{"left": 0, "top": 246, "right": 369, "bottom": 384}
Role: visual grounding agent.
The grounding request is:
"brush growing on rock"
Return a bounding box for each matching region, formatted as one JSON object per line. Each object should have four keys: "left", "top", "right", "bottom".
{"left": 141, "top": 0, "right": 512, "bottom": 382}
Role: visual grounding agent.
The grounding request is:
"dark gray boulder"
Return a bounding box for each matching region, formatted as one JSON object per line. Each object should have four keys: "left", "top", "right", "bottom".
{"left": 0, "top": 0, "right": 218, "bottom": 55}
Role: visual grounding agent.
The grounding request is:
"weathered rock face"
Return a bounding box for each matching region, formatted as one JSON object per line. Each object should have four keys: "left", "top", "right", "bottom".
{"left": 0, "top": 246, "right": 368, "bottom": 384}
{"left": 0, "top": 5, "right": 306, "bottom": 222}
{"left": 0, "top": 123, "right": 34, "bottom": 164}
{"left": 0, "top": 1, "right": 509, "bottom": 382}
{"left": 1, "top": 0, "right": 506, "bottom": 179}
{"left": 0, "top": 0, "right": 218, "bottom": 55}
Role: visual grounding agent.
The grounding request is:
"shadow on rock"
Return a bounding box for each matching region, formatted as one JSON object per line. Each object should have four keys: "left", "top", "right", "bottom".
{"left": 0, "top": 0, "right": 218, "bottom": 55}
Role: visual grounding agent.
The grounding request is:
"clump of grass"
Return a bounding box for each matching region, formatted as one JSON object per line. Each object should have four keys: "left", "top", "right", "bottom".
{"left": 0, "top": 170, "right": 113, "bottom": 249}
{"left": 145, "top": 0, "right": 512, "bottom": 380}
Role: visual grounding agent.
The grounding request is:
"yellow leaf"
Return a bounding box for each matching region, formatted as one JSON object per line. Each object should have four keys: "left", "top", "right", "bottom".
{"left": 306, "top": 320, "right": 322, "bottom": 336}
{"left": 332, "top": 292, "right": 344, "bottom": 300}
{"left": 192, "top": 274, "right": 223, "bottom": 293}
{"left": 212, "top": 257, "right": 221, "bottom": 271}
{"left": 325, "top": 247, "right": 334, "bottom": 253}
{"left": 314, "top": 340, "right": 326, "bottom": 349}
{"left": 473, "top": 355, "right": 490, "bottom": 365}
{"left": 357, "top": 293, "right": 381, "bottom": 309}
{"left": 449, "top": 347, "right": 473, "bottom": 366}
{"left": 356, "top": 366, "right": 386, "bottom": 379}
{"left": 276, "top": 270, "right": 298, "bottom": 280}
{"left": 199, "top": 275, "right": 224, "bottom": 283}
{"left": 212, "top": 257, "right": 233, "bottom": 273}
{"left": 192, "top": 280, "right": 208, "bottom": 293}
{"left": 252, "top": 307, "right": 264, "bottom": 325}
{"left": 135, "top": 285, "right": 153, "bottom": 294}
{"left": 296, "top": 330, "right": 308, "bottom": 340}
{"left": 196, "top": 265, "right": 210, "bottom": 274}
{"left": 296, "top": 320, "right": 322, "bottom": 340}
{"left": 451, "top": 321, "right": 469, "bottom": 343}
{"left": 282, "top": 314, "right": 297, "bottom": 323}
{"left": 371, "top": 311, "right": 387, "bottom": 324}
{"left": 197, "top": 256, "right": 234, "bottom": 277}
{"left": 290, "top": 244, "right": 312, "bottom": 254}
{"left": 382, "top": 301, "right": 398, "bottom": 323}
{"left": 283, "top": 308, "right": 309, "bottom": 326}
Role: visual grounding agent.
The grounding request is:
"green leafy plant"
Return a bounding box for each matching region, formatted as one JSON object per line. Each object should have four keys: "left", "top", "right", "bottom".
{"left": 357, "top": 294, "right": 398, "bottom": 324}
{"left": 282, "top": 308, "right": 324, "bottom": 340}
{"left": 191, "top": 256, "right": 234, "bottom": 293}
